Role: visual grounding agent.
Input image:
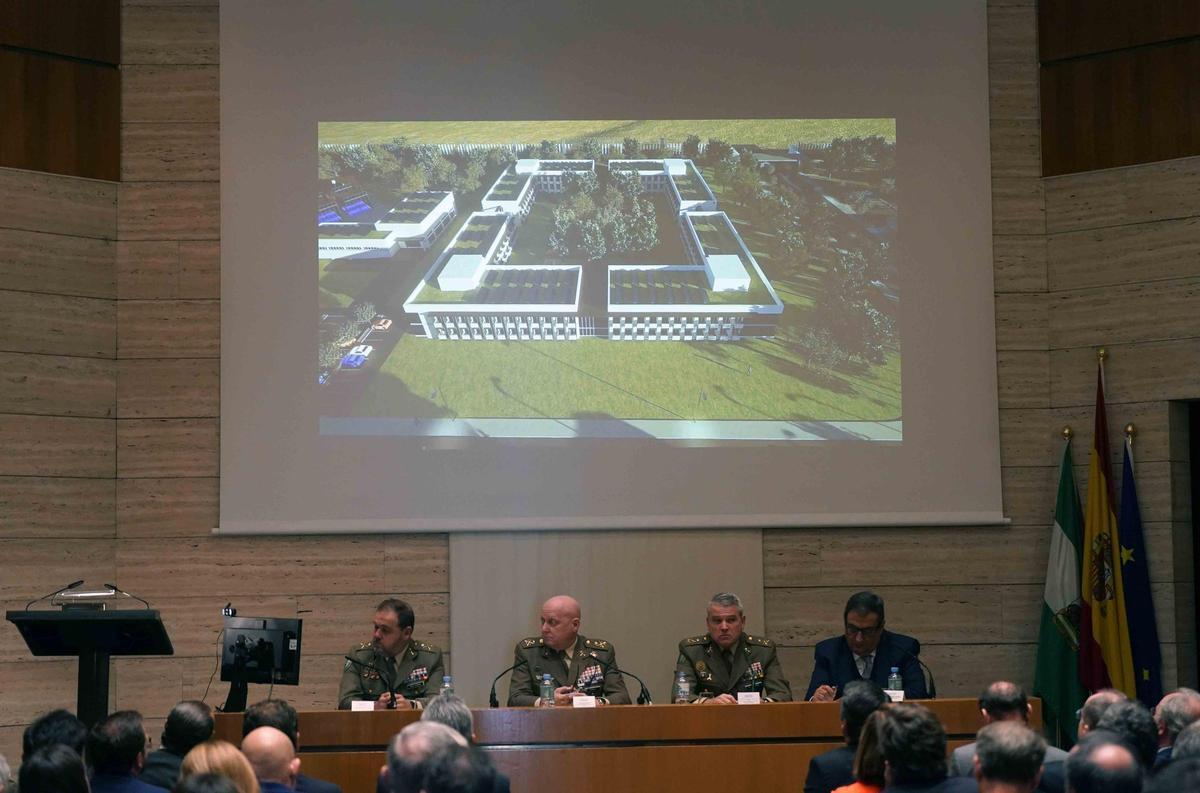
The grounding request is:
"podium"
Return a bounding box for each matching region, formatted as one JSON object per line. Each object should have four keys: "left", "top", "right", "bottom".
{"left": 6, "top": 609, "right": 174, "bottom": 727}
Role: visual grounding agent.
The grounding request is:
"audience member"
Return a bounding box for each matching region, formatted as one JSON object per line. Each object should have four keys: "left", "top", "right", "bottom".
{"left": 1077, "top": 691, "right": 1128, "bottom": 739}
{"left": 0, "top": 751, "right": 9, "bottom": 793}
{"left": 834, "top": 709, "right": 889, "bottom": 793}
{"left": 181, "top": 740, "right": 259, "bottom": 793}
{"left": 23, "top": 709, "right": 88, "bottom": 761}
{"left": 419, "top": 745, "right": 497, "bottom": 793}
{"left": 419, "top": 695, "right": 510, "bottom": 793}
{"left": 1094, "top": 702, "right": 1158, "bottom": 770}
{"left": 18, "top": 744, "right": 90, "bottom": 793}
{"left": 878, "top": 702, "right": 977, "bottom": 792}
{"left": 88, "top": 711, "right": 166, "bottom": 793}
{"left": 240, "top": 728, "right": 300, "bottom": 793}
{"left": 1150, "top": 688, "right": 1200, "bottom": 769}
{"left": 385, "top": 721, "right": 468, "bottom": 793}
{"left": 173, "top": 774, "right": 239, "bottom": 793}
{"left": 808, "top": 681, "right": 889, "bottom": 793}
{"left": 242, "top": 700, "right": 340, "bottom": 793}
{"left": 141, "top": 701, "right": 214, "bottom": 790}
{"left": 1171, "top": 720, "right": 1200, "bottom": 762}
{"left": 1143, "top": 757, "right": 1200, "bottom": 793}
{"left": 973, "top": 722, "right": 1045, "bottom": 793}
{"left": 1064, "top": 731, "right": 1142, "bottom": 793}
{"left": 951, "top": 683, "right": 1067, "bottom": 778}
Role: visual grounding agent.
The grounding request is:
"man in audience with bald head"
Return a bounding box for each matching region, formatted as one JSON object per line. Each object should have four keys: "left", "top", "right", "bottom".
{"left": 1064, "top": 731, "right": 1142, "bottom": 793}
{"left": 241, "top": 726, "right": 301, "bottom": 793}
{"left": 1151, "top": 688, "right": 1200, "bottom": 769}
{"left": 951, "top": 682, "right": 1067, "bottom": 780}
{"left": 384, "top": 721, "right": 467, "bottom": 793}
{"left": 507, "top": 594, "right": 630, "bottom": 706}
{"left": 1077, "top": 690, "right": 1128, "bottom": 739}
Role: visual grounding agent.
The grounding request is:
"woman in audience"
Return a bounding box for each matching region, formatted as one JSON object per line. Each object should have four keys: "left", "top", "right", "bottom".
{"left": 17, "top": 744, "right": 90, "bottom": 793}
{"left": 180, "top": 740, "right": 259, "bottom": 793}
{"left": 833, "top": 709, "right": 888, "bottom": 793}
{"left": 173, "top": 773, "right": 240, "bottom": 793}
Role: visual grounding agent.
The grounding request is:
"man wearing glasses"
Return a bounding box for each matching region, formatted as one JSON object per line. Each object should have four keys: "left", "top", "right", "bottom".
{"left": 805, "top": 591, "right": 928, "bottom": 702}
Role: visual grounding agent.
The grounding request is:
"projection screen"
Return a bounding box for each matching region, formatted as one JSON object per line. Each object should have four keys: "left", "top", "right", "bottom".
{"left": 219, "top": 0, "right": 1004, "bottom": 533}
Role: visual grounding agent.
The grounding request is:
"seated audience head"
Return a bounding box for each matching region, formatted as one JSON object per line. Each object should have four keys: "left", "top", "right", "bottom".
{"left": 22, "top": 709, "right": 87, "bottom": 760}
{"left": 242, "top": 700, "right": 300, "bottom": 750}
{"left": 420, "top": 744, "right": 497, "bottom": 793}
{"left": 173, "top": 772, "right": 241, "bottom": 793}
{"left": 1095, "top": 700, "right": 1158, "bottom": 769}
{"left": 879, "top": 701, "right": 947, "bottom": 786}
{"left": 851, "top": 709, "right": 889, "bottom": 789}
{"left": 1172, "top": 720, "right": 1200, "bottom": 761}
{"left": 387, "top": 720, "right": 468, "bottom": 793}
{"left": 979, "top": 681, "right": 1031, "bottom": 724}
{"left": 1152, "top": 688, "right": 1200, "bottom": 749}
{"left": 181, "top": 739, "right": 260, "bottom": 793}
{"left": 421, "top": 694, "right": 475, "bottom": 742}
{"left": 840, "top": 680, "right": 888, "bottom": 746}
{"left": 1065, "top": 730, "right": 1143, "bottom": 793}
{"left": 162, "top": 700, "right": 215, "bottom": 757}
{"left": 1078, "top": 689, "right": 1128, "bottom": 737}
{"left": 843, "top": 591, "right": 886, "bottom": 658}
{"left": 88, "top": 710, "right": 148, "bottom": 777}
{"left": 1144, "top": 757, "right": 1200, "bottom": 793}
{"left": 973, "top": 721, "right": 1046, "bottom": 792}
{"left": 18, "top": 744, "right": 89, "bottom": 793}
{"left": 240, "top": 727, "right": 300, "bottom": 789}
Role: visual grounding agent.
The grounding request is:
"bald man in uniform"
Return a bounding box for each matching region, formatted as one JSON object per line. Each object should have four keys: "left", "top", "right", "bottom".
{"left": 241, "top": 726, "right": 301, "bottom": 793}
{"left": 507, "top": 595, "right": 631, "bottom": 706}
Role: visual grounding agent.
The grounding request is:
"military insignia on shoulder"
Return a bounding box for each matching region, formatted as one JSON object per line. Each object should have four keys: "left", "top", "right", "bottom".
{"left": 520, "top": 637, "right": 543, "bottom": 649}
{"left": 356, "top": 641, "right": 373, "bottom": 651}
{"left": 412, "top": 640, "right": 435, "bottom": 652}
{"left": 684, "top": 635, "right": 709, "bottom": 646}
{"left": 746, "top": 635, "right": 774, "bottom": 647}
{"left": 584, "top": 638, "right": 610, "bottom": 650}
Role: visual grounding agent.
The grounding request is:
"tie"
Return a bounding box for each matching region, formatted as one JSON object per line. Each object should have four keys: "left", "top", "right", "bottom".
{"left": 861, "top": 655, "right": 873, "bottom": 679}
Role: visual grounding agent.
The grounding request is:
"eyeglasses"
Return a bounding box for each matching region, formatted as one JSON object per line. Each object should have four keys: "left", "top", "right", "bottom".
{"left": 844, "top": 623, "right": 882, "bottom": 638}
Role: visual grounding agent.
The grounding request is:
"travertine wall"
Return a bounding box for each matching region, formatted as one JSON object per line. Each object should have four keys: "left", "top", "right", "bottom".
{"left": 0, "top": 0, "right": 1195, "bottom": 768}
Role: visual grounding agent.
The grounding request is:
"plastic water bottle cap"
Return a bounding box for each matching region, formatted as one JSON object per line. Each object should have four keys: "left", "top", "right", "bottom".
{"left": 890, "top": 667, "right": 899, "bottom": 673}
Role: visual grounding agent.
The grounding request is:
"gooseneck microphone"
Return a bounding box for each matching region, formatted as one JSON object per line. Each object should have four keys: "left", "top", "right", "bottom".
{"left": 103, "top": 583, "right": 151, "bottom": 609}
{"left": 896, "top": 646, "right": 937, "bottom": 699}
{"left": 343, "top": 654, "right": 397, "bottom": 708}
{"left": 587, "top": 651, "right": 653, "bottom": 705}
{"left": 488, "top": 659, "right": 529, "bottom": 708}
{"left": 24, "top": 580, "right": 84, "bottom": 610}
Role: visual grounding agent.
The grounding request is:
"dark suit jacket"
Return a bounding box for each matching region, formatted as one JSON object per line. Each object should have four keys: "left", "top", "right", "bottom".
{"left": 297, "top": 771, "right": 343, "bottom": 793}
{"left": 804, "top": 744, "right": 856, "bottom": 793}
{"left": 375, "top": 769, "right": 510, "bottom": 793}
{"left": 90, "top": 773, "right": 169, "bottom": 793}
{"left": 138, "top": 749, "right": 183, "bottom": 790}
{"left": 884, "top": 778, "right": 978, "bottom": 793}
{"left": 804, "top": 631, "right": 928, "bottom": 700}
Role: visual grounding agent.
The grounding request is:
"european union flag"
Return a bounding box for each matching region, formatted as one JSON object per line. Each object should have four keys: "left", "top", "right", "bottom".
{"left": 1118, "top": 437, "right": 1162, "bottom": 707}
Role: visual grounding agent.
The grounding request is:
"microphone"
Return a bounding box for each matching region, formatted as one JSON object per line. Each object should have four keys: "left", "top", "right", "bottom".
{"left": 587, "top": 651, "right": 653, "bottom": 705}
{"left": 103, "top": 583, "right": 151, "bottom": 609}
{"left": 343, "top": 654, "right": 398, "bottom": 709}
{"left": 489, "top": 659, "right": 529, "bottom": 708}
{"left": 896, "top": 646, "right": 937, "bottom": 699}
{"left": 24, "top": 580, "right": 84, "bottom": 610}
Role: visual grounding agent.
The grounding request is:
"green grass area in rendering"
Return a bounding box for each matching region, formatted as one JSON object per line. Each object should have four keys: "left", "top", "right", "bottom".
{"left": 320, "top": 257, "right": 385, "bottom": 308}
{"left": 673, "top": 164, "right": 712, "bottom": 202}
{"left": 484, "top": 170, "right": 529, "bottom": 201}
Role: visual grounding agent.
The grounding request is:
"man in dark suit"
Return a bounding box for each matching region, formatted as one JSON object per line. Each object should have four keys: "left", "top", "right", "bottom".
{"left": 879, "top": 703, "right": 977, "bottom": 792}
{"left": 243, "top": 699, "right": 341, "bottom": 793}
{"left": 805, "top": 680, "right": 888, "bottom": 793}
{"left": 86, "top": 711, "right": 168, "bottom": 793}
{"left": 139, "top": 700, "right": 213, "bottom": 790}
{"left": 806, "top": 591, "right": 928, "bottom": 702}
{"left": 1151, "top": 688, "right": 1200, "bottom": 771}
{"left": 241, "top": 727, "right": 301, "bottom": 793}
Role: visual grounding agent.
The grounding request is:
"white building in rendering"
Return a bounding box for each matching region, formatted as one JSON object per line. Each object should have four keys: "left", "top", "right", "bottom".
{"left": 318, "top": 190, "right": 456, "bottom": 260}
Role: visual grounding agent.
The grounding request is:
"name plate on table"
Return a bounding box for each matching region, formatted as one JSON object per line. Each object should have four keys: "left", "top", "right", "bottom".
{"left": 737, "top": 692, "right": 762, "bottom": 705}
{"left": 572, "top": 695, "right": 598, "bottom": 708}
{"left": 351, "top": 700, "right": 376, "bottom": 711}
{"left": 885, "top": 690, "right": 905, "bottom": 702}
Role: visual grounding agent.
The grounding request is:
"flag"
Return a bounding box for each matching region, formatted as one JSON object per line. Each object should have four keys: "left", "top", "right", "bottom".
{"left": 1118, "top": 434, "right": 1162, "bottom": 707}
{"left": 1033, "top": 439, "right": 1088, "bottom": 745}
{"left": 1079, "top": 364, "right": 1135, "bottom": 696}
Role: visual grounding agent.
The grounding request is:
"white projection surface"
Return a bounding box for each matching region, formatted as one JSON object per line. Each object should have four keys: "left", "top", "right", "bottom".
{"left": 219, "top": 0, "right": 1005, "bottom": 533}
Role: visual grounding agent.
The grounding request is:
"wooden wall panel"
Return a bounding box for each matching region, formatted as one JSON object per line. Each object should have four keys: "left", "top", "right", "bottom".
{"left": 118, "top": 240, "right": 219, "bottom": 300}
{"left": 0, "top": 415, "right": 113, "bottom": 477}
{"left": 115, "top": 476, "right": 217, "bottom": 537}
{"left": 1038, "top": 0, "right": 1200, "bottom": 63}
{"left": 1049, "top": 278, "right": 1200, "bottom": 349}
{"left": 994, "top": 293, "right": 1049, "bottom": 350}
{"left": 0, "top": 290, "right": 116, "bottom": 358}
{"left": 996, "top": 351, "right": 1050, "bottom": 408}
{"left": 991, "top": 235, "right": 1047, "bottom": 293}
{"left": 1, "top": 0, "right": 120, "bottom": 63}
{"left": 0, "top": 168, "right": 116, "bottom": 239}
{"left": 1050, "top": 339, "right": 1200, "bottom": 406}
{"left": 0, "top": 352, "right": 115, "bottom": 417}
{"left": 120, "top": 4, "right": 219, "bottom": 65}
{"left": 1044, "top": 156, "right": 1200, "bottom": 234}
{"left": 115, "top": 418, "right": 218, "bottom": 478}
{"left": 122, "top": 66, "right": 218, "bottom": 123}
{"left": 0, "top": 477, "right": 115, "bottom": 539}
{"left": 1047, "top": 216, "right": 1200, "bottom": 291}
{"left": 0, "top": 229, "right": 115, "bottom": 299}
{"left": 122, "top": 123, "right": 219, "bottom": 182}
{"left": 116, "top": 358, "right": 219, "bottom": 418}
{"left": 117, "top": 299, "right": 219, "bottom": 358}
{"left": 116, "top": 182, "right": 220, "bottom": 240}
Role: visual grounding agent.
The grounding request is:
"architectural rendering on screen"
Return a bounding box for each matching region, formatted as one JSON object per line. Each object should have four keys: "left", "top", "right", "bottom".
{"left": 316, "top": 120, "right": 899, "bottom": 441}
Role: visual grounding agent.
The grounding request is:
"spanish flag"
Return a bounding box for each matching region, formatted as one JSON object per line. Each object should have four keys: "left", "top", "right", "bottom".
{"left": 1078, "top": 362, "right": 1135, "bottom": 696}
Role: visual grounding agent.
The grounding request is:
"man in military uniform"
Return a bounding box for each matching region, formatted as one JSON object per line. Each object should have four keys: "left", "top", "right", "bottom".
{"left": 673, "top": 592, "right": 792, "bottom": 703}
{"left": 507, "top": 595, "right": 631, "bottom": 706}
{"left": 338, "top": 598, "right": 444, "bottom": 710}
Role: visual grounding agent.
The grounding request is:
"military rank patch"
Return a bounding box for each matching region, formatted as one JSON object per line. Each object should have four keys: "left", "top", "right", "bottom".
{"left": 576, "top": 664, "right": 604, "bottom": 690}
{"left": 520, "top": 637, "right": 542, "bottom": 649}
{"left": 748, "top": 661, "right": 765, "bottom": 680}
{"left": 584, "top": 638, "right": 610, "bottom": 650}
{"left": 409, "top": 667, "right": 429, "bottom": 682}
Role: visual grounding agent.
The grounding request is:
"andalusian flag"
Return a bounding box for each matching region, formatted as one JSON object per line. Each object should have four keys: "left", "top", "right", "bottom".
{"left": 1033, "top": 439, "right": 1088, "bottom": 744}
{"left": 1118, "top": 434, "right": 1162, "bottom": 707}
{"left": 1079, "top": 363, "right": 1135, "bottom": 696}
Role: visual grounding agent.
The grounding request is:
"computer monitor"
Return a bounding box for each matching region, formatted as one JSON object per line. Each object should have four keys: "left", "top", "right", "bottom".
{"left": 219, "top": 615, "right": 302, "bottom": 711}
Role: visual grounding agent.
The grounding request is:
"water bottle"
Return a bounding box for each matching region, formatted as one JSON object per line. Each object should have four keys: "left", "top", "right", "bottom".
{"left": 887, "top": 667, "right": 902, "bottom": 691}
{"left": 540, "top": 673, "right": 555, "bottom": 707}
{"left": 675, "top": 672, "right": 691, "bottom": 703}
{"left": 440, "top": 674, "right": 454, "bottom": 697}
